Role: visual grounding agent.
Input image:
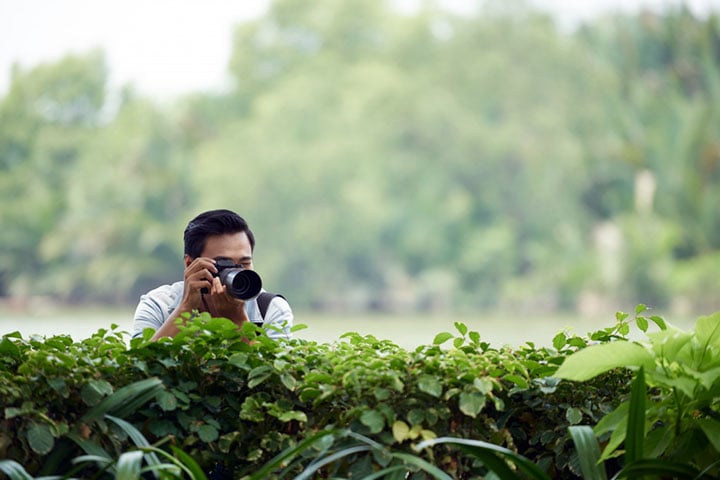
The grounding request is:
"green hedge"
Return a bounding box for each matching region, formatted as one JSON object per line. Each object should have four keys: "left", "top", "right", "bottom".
{"left": 0, "top": 315, "right": 629, "bottom": 478}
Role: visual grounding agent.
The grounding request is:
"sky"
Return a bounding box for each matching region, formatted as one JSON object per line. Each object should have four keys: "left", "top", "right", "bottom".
{"left": 0, "top": 0, "right": 717, "bottom": 100}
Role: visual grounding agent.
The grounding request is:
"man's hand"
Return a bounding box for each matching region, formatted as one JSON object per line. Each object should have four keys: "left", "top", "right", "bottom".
{"left": 202, "top": 275, "right": 249, "bottom": 326}
{"left": 177, "top": 257, "right": 218, "bottom": 313}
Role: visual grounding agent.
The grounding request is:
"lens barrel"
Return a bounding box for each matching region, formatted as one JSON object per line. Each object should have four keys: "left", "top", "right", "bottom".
{"left": 218, "top": 268, "right": 262, "bottom": 300}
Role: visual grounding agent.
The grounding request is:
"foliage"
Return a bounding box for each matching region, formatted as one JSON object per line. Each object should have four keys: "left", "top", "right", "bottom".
{"left": 2, "top": 307, "right": 719, "bottom": 477}
{"left": 556, "top": 305, "right": 720, "bottom": 477}
{"left": 1, "top": 2, "right": 719, "bottom": 313}
{"left": 0, "top": 314, "right": 629, "bottom": 478}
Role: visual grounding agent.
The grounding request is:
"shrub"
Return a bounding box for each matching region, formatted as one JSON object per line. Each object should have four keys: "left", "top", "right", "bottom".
{"left": 0, "top": 314, "right": 631, "bottom": 478}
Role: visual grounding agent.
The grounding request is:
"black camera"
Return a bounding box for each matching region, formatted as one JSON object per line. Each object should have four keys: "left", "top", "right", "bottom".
{"left": 204, "top": 258, "right": 262, "bottom": 300}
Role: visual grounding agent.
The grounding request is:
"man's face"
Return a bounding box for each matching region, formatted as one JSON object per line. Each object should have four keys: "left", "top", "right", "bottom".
{"left": 185, "top": 231, "right": 254, "bottom": 269}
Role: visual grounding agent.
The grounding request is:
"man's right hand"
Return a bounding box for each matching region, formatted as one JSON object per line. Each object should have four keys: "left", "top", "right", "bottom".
{"left": 178, "top": 257, "right": 218, "bottom": 312}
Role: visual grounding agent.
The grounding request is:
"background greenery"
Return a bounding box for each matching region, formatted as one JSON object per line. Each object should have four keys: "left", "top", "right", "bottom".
{"left": 1, "top": 0, "right": 719, "bottom": 316}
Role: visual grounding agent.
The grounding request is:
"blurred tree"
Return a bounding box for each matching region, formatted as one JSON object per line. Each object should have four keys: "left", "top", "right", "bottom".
{"left": 0, "top": 51, "right": 107, "bottom": 297}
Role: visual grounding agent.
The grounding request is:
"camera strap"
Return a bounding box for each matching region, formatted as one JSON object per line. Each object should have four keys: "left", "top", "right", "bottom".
{"left": 257, "top": 292, "right": 286, "bottom": 320}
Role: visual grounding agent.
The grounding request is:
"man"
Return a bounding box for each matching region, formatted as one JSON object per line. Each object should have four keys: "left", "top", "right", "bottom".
{"left": 132, "top": 209, "right": 293, "bottom": 340}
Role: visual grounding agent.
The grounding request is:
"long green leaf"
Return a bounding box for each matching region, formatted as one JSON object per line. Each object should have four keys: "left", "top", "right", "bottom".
{"left": 0, "top": 460, "right": 33, "bottom": 480}
{"left": 415, "top": 437, "right": 551, "bottom": 480}
{"left": 625, "top": 368, "right": 646, "bottom": 466}
{"left": 296, "top": 446, "right": 372, "bottom": 480}
{"left": 82, "top": 378, "right": 163, "bottom": 422}
{"left": 115, "top": 450, "right": 144, "bottom": 480}
{"left": 359, "top": 465, "right": 408, "bottom": 480}
{"left": 568, "top": 426, "right": 607, "bottom": 480}
{"left": 169, "top": 445, "right": 209, "bottom": 480}
{"left": 614, "top": 459, "right": 702, "bottom": 479}
{"left": 105, "top": 415, "right": 162, "bottom": 471}
{"left": 67, "top": 433, "right": 113, "bottom": 462}
{"left": 247, "top": 429, "right": 340, "bottom": 480}
{"left": 391, "top": 452, "right": 455, "bottom": 480}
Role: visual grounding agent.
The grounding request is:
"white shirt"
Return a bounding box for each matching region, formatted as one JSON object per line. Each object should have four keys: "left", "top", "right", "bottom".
{"left": 132, "top": 281, "right": 293, "bottom": 340}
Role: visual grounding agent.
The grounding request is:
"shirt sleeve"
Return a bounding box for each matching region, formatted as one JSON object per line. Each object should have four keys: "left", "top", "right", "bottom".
{"left": 132, "top": 283, "right": 179, "bottom": 338}
{"left": 262, "top": 296, "right": 294, "bottom": 340}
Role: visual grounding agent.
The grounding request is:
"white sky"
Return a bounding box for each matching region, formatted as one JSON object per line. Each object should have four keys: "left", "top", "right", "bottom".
{"left": 0, "top": 0, "right": 717, "bottom": 99}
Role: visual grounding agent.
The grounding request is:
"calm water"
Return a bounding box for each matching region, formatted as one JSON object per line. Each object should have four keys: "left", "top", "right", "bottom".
{"left": 0, "top": 306, "right": 699, "bottom": 349}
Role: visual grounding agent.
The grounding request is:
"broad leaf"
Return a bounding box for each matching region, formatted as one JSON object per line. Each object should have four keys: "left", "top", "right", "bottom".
{"left": 555, "top": 341, "right": 654, "bottom": 381}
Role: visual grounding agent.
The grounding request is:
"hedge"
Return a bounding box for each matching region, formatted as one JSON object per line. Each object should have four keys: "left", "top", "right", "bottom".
{"left": 0, "top": 314, "right": 631, "bottom": 478}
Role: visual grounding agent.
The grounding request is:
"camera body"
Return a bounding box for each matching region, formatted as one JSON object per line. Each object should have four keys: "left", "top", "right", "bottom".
{"left": 211, "top": 259, "right": 263, "bottom": 300}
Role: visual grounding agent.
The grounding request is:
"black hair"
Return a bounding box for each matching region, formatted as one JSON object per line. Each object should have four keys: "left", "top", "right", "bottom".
{"left": 183, "top": 209, "right": 255, "bottom": 258}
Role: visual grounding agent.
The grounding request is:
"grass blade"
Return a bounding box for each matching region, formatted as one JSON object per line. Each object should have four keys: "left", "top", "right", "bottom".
{"left": 568, "top": 426, "right": 607, "bottom": 480}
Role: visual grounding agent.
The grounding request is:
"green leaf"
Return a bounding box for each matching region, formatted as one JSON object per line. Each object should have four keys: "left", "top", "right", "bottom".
{"left": 695, "top": 313, "right": 720, "bottom": 352}
{"left": 83, "top": 378, "right": 163, "bottom": 422}
{"left": 248, "top": 365, "right": 273, "bottom": 388}
{"left": 393, "top": 420, "right": 410, "bottom": 443}
{"left": 391, "top": 452, "right": 454, "bottom": 480}
{"left": 415, "top": 437, "right": 552, "bottom": 480}
{"left": 625, "top": 367, "right": 646, "bottom": 464}
{"left": 198, "top": 424, "right": 219, "bottom": 443}
{"left": 0, "top": 460, "right": 33, "bottom": 480}
{"left": 566, "top": 407, "right": 583, "bottom": 425}
{"left": 503, "top": 374, "right": 528, "bottom": 389}
{"left": 568, "top": 426, "right": 607, "bottom": 480}
{"left": 636, "top": 316, "right": 648, "bottom": 332}
{"left": 360, "top": 409, "right": 385, "bottom": 434}
{"left": 635, "top": 304, "right": 647, "bottom": 315}
{"left": 0, "top": 338, "right": 21, "bottom": 359}
{"left": 417, "top": 374, "right": 442, "bottom": 398}
{"left": 553, "top": 332, "right": 567, "bottom": 350}
{"left": 105, "top": 415, "right": 161, "bottom": 468}
{"left": 27, "top": 423, "right": 54, "bottom": 455}
{"left": 433, "top": 332, "right": 453, "bottom": 345}
{"left": 697, "top": 418, "right": 720, "bottom": 453}
{"left": 169, "top": 445, "right": 209, "bottom": 480}
{"left": 280, "top": 373, "right": 297, "bottom": 391}
{"left": 458, "top": 392, "right": 486, "bottom": 418}
{"left": 649, "top": 316, "right": 667, "bottom": 330}
{"left": 246, "top": 429, "right": 338, "bottom": 480}
{"left": 615, "top": 459, "right": 701, "bottom": 478}
{"left": 156, "top": 390, "right": 177, "bottom": 411}
{"left": 115, "top": 450, "right": 143, "bottom": 480}
{"left": 81, "top": 379, "right": 114, "bottom": 406}
{"left": 278, "top": 410, "right": 307, "bottom": 423}
{"left": 455, "top": 322, "right": 468, "bottom": 336}
{"left": 554, "top": 341, "right": 654, "bottom": 382}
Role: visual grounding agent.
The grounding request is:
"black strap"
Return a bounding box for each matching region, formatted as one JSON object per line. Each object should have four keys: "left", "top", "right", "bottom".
{"left": 257, "top": 292, "right": 285, "bottom": 320}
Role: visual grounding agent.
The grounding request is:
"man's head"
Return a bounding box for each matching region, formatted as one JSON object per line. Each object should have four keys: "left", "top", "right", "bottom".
{"left": 183, "top": 209, "right": 256, "bottom": 259}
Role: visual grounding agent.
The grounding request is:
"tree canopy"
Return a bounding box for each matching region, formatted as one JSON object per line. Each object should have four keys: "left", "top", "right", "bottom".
{"left": 1, "top": 0, "right": 719, "bottom": 314}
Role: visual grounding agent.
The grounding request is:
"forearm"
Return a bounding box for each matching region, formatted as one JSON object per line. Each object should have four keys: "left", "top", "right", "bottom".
{"left": 150, "top": 305, "right": 193, "bottom": 341}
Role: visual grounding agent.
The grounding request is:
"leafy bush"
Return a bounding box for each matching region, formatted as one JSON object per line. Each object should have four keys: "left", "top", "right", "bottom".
{"left": 1, "top": 314, "right": 633, "bottom": 478}
{"left": 556, "top": 306, "right": 720, "bottom": 477}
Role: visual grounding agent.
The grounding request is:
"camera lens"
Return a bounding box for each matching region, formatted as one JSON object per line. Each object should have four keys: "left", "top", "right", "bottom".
{"left": 218, "top": 268, "right": 262, "bottom": 300}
